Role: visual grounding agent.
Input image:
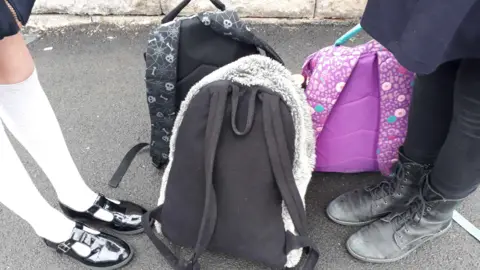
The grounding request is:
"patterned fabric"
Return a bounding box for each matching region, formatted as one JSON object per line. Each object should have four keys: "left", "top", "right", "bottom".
{"left": 145, "top": 10, "right": 282, "bottom": 167}
{"left": 145, "top": 20, "right": 181, "bottom": 166}
{"left": 302, "top": 40, "right": 414, "bottom": 175}
{"left": 200, "top": 10, "right": 252, "bottom": 38}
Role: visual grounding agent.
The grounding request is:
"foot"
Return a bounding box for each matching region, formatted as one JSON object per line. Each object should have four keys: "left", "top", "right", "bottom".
{"left": 59, "top": 194, "right": 146, "bottom": 235}
{"left": 346, "top": 178, "right": 461, "bottom": 263}
{"left": 326, "top": 149, "right": 431, "bottom": 226}
{"left": 44, "top": 223, "right": 133, "bottom": 270}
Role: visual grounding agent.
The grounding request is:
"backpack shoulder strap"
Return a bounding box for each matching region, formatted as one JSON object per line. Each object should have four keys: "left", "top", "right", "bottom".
{"left": 188, "top": 89, "right": 228, "bottom": 267}
{"left": 142, "top": 207, "right": 182, "bottom": 268}
{"left": 111, "top": 20, "right": 184, "bottom": 187}
{"left": 145, "top": 20, "right": 182, "bottom": 167}
{"left": 262, "top": 94, "right": 319, "bottom": 269}
{"left": 375, "top": 51, "right": 414, "bottom": 174}
{"left": 108, "top": 143, "right": 150, "bottom": 188}
{"left": 304, "top": 46, "right": 361, "bottom": 139}
{"left": 201, "top": 10, "right": 284, "bottom": 65}
{"left": 143, "top": 88, "right": 229, "bottom": 270}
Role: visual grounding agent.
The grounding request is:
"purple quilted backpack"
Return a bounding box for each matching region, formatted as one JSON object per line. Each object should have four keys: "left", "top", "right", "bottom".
{"left": 302, "top": 25, "right": 415, "bottom": 175}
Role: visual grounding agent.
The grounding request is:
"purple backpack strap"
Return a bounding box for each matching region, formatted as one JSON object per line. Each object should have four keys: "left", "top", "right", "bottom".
{"left": 302, "top": 45, "right": 367, "bottom": 138}
{"left": 376, "top": 50, "right": 415, "bottom": 174}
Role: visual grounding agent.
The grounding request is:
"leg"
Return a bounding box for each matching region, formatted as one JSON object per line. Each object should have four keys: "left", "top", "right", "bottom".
{"left": 403, "top": 60, "right": 460, "bottom": 164}
{"left": 326, "top": 61, "right": 460, "bottom": 226}
{"left": 0, "top": 33, "right": 145, "bottom": 234}
{"left": 345, "top": 61, "right": 480, "bottom": 264}
{"left": 0, "top": 119, "right": 76, "bottom": 243}
{"left": 1, "top": 119, "right": 133, "bottom": 268}
{"left": 431, "top": 58, "right": 480, "bottom": 198}
{"left": 0, "top": 33, "right": 98, "bottom": 212}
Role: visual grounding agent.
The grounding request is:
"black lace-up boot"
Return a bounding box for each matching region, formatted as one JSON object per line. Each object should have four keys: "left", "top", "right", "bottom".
{"left": 346, "top": 177, "right": 462, "bottom": 263}
{"left": 326, "top": 148, "right": 431, "bottom": 226}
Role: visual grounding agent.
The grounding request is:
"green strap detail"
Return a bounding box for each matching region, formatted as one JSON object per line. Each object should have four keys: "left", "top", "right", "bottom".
{"left": 334, "top": 24, "right": 363, "bottom": 46}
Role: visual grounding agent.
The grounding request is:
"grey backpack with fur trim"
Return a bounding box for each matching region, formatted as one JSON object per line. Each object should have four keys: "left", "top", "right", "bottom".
{"left": 142, "top": 55, "right": 319, "bottom": 269}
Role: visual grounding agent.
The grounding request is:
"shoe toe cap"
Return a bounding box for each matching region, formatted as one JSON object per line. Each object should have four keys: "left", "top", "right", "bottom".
{"left": 327, "top": 193, "right": 363, "bottom": 225}
{"left": 347, "top": 231, "right": 385, "bottom": 261}
{"left": 347, "top": 222, "right": 405, "bottom": 263}
{"left": 106, "top": 236, "right": 133, "bottom": 262}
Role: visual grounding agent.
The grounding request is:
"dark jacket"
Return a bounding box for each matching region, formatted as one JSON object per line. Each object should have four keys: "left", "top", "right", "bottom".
{"left": 0, "top": 0, "right": 35, "bottom": 39}
{"left": 361, "top": 0, "right": 480, "bottom": 74}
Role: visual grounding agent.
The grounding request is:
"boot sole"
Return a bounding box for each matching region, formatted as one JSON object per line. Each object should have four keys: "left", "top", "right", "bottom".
{"left": 326, "top": 204, "right": 378, "bottom": 226}
{"left": 346, "top": 223, "right": 452, "bottom": 263}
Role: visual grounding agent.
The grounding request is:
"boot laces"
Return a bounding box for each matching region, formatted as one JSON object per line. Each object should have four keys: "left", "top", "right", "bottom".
{"left": 389, "top": 176, "right": 429, "bottom": 226}
{"left": 394, "top": 195, "right": 427, "bottom": 226}
{"left": 367, "top": 162, "right": 407, "bottom": 200}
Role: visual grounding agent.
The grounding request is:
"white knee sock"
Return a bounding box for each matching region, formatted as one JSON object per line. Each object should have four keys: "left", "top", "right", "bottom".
{"left": 0, "top": 123, "right": 105, "bottom": 257}
{"left": 0, "top": 69, "right": 99, "bottom": 212}
{"left": 0, "top": 121, "right": 75, "bottom": 243}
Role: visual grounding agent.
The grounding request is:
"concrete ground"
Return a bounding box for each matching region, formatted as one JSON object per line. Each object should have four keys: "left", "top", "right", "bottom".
{"left": 0, "top": 23, "right": 478, "bottom": 270}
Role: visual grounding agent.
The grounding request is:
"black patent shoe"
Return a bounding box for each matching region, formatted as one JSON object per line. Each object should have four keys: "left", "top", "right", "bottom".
{"left": 59, "top": 194, "right": 146, "bottom": 235}
{"left": 44, "top": 223, "right": 133, "bottom": 270}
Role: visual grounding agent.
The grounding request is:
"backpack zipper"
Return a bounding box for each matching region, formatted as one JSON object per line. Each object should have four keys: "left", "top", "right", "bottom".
{"left": 4, "top": 0, "right": 22, "bottom": 28}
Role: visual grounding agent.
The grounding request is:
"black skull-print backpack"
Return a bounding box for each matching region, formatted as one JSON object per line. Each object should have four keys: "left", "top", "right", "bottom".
{"left": 141, "top": 55, "right": 319, "bottom": 269}
{"left": 107, "top": 0, "right": 284, "bottom": 184}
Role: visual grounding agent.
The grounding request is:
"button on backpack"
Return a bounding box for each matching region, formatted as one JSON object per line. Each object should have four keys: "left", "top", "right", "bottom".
{"left": 143, "top": 0, "right": 284, "bottom": 169}
{"left": 141, "top": 55, "right": 319, "bottom": 269}
{"left": 302, "top": 24, "right": 415, "bottom": 175}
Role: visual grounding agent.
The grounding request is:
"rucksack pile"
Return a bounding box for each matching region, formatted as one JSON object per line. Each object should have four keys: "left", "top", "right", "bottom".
{"left": 108, "top": 1, "right": 319, "bottom": 268}
{"left": 109, "top": 0, "right": 284, "bottom": 188}
{"left": 143, "top": 0, "right": 283, "bottom": 169}
{"left": 142, "top": 55, "right": 319, "bottom": 269}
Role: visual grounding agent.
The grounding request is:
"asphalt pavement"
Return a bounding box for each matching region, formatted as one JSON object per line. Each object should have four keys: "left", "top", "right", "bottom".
{"left": 0, "top": 22, "right": 478, "bottom": 270}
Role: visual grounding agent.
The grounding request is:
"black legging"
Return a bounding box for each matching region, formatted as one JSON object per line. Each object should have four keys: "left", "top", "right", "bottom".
{"left": 403, "top": 59, "right": 480, "bottom": 199}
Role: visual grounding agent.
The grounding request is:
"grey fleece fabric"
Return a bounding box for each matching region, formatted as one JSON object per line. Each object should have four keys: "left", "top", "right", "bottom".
{"left": 156, "top": 55, "right": 316, "bottom": 267}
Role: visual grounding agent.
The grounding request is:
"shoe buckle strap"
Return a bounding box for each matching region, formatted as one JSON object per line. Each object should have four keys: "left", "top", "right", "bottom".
{"left": 86, "top": 195, "right": 109, "bottom": 215}
{"left": 57, "top": 242, "right": 72, "bottom": 253}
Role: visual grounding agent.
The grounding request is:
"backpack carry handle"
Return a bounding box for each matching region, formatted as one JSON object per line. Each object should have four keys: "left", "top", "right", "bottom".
{"left": 162, "top": 0, "right": 226, "bottom": 23}
{"left": 334, "top": 24, "right": 363, "bottom": 46}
